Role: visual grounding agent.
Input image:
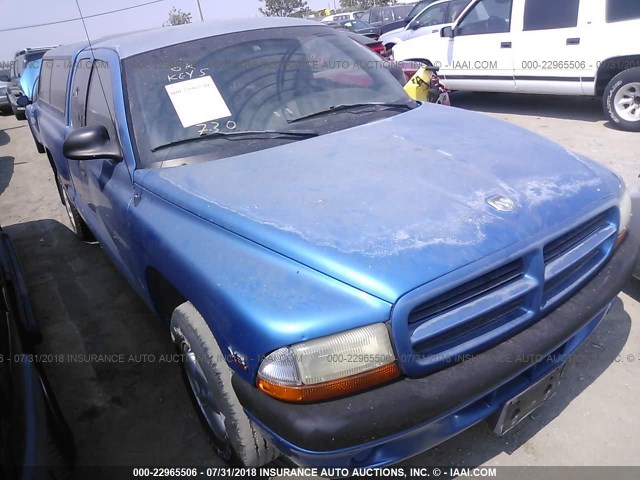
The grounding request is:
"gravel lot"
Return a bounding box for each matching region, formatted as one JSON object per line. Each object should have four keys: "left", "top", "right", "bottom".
{"left": 0, "top": 94, "right": 638, "bottom": 476}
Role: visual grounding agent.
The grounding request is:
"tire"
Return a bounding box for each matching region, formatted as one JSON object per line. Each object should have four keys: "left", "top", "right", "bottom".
{"left": 170, "top": 302, "right": 279, "bottom": 466}
{"left": 603, "top": 67, "right": 640, "bottom": 132}
{"left": 59, "top": 177, "right": 95, "bottom": 242}
{"left": 34, "top": 138, "right": 45, "bottom": 154}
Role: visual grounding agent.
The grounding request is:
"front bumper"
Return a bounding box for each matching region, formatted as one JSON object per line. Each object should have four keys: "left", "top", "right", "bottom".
{"left": 232, "top": 233, "right": 637, "bottom": 467}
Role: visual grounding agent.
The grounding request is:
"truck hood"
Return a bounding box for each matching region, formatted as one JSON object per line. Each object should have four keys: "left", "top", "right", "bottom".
{"left": 139, "top": 104, "right": 619, "bottom": 302}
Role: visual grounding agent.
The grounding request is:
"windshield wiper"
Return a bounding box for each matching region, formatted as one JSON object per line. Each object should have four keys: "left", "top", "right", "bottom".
{"left": 152, "top": 129, "right": 319, "bottom": 152}
{"left": 287, "top": 102, "right": 414, "bottom": 124}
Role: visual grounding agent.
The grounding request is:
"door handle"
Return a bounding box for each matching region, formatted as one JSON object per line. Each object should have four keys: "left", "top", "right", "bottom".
{"left": 501, "top": 41, "right": 512, "bottom": 48}
{"left": 566, "top": 37, "right": 580, "bottom": 45}
{"left": 432, "top": 29, "right": 438, "bottom": 33}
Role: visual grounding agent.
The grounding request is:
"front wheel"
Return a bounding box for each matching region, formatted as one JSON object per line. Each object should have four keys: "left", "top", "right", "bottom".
{"left": 603, "top": 67, "right": 640, "bottom": 132}
{"left": 170, "top": 302, "right": 279, "bottom": 466}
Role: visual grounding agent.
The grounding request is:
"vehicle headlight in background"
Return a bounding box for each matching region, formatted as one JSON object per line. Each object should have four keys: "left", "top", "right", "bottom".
{"left": 616, "top": 185, "right": 631, "bottom": 248}
{"left": 257, "top": 323, "right": 400, "bottom": 402}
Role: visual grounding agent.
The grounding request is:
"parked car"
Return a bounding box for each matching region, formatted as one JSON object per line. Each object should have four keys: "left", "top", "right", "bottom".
{"left": 376, "top": 0, "right": 441, "bottom": 34}
{"left": 33, "top": 17, "right": 636, "bottom": 467}
{"left": 0, "top": 69, "right": 11, "bottom": 113}
{"left": 393, "top": 0, "right": 640, "bottom": 131}
{"left": 0, "top": 226, "right": 75, "bottom": 479}
{"left": 379, "top": 0, "right": 470, "bottom": 50}
{"left": 359, "top": 4, "right": 414, "bottom": 33}
{"left": 6, "top": 47, "right": 55, "bottom": 120}
{"left": 337, "top": 19, "right": 381, "bottom": 38}
{"left": 321, "top": 12, "right": 360, "bottom": 23}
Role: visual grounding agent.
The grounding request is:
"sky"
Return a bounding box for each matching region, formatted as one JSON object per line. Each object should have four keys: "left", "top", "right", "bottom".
{"left": 0, "top": 0, "right": 341, "bottom": 61}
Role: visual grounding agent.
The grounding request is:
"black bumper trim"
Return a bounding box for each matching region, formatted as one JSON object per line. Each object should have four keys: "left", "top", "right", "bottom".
{"left": 232, "top": 234, "right": 638, "bottom": 452}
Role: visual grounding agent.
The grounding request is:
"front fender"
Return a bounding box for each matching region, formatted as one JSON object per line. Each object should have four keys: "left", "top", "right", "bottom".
{"left": 129, "top": 179, "right": 392, "bottom": 383}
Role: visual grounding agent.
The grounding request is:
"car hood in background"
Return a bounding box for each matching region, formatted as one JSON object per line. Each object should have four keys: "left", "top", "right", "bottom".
{"left": 140, "top": 104, "right": 620, "bottom": 302}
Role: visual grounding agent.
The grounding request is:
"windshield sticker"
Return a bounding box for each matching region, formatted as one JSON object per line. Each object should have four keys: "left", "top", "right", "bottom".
{"left": 165, "top": 76, "right": 231, "bottom": 128}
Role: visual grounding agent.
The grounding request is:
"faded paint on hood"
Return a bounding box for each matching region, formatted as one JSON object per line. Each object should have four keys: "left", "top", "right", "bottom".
{"left": 139, "top": 104, "right": 619, "bottom": 302}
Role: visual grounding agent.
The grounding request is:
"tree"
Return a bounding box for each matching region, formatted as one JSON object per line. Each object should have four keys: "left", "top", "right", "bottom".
{"left": 259, "top": 0, "right": 309, "bottom": 17}
{"left": 163, "top": 7, "right": 193, "bottom": 26}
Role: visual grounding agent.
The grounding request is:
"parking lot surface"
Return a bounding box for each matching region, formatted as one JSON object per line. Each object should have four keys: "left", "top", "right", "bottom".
{"left": 0, "top": 94, "right": 639, "bottom": 476}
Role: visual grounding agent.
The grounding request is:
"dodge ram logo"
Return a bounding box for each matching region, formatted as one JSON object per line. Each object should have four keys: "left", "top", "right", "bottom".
{"left": 487, "top": 195, "right": 516, "bottom": 212}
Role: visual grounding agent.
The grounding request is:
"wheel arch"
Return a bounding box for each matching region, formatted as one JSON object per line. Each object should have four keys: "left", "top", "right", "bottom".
{"left": 145, "top": 266, "right": 187, "bottom": 325}
{"left": 595, "top": 55, "right": 640, "bottom": 96}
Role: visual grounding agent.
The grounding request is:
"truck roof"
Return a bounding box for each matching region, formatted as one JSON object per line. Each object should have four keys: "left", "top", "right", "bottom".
{"left": 47, "top": 17, "right": 321, "bottom": 61}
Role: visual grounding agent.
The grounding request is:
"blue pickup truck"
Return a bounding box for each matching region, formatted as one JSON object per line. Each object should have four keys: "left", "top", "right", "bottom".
{"left": 30, "top": 18, "right": 636, "bottom": 467}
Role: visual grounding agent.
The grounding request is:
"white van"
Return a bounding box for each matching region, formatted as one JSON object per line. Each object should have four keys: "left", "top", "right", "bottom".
{"left": 393, "top": 0, "right": 640, "bottom": 131}
{"left": 379, "top": 0, "right": 470, "bottom": 49}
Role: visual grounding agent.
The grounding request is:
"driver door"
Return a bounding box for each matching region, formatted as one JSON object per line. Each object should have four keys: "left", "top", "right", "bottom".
{"left": 77, "top": 55, "right": 137, "bottom": 279}
{"left": 440, "top": 0, "right": 517, "bottom": 92}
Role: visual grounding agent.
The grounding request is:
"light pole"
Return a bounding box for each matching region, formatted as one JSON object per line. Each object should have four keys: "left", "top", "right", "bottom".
{"left": 196, "top": 0, "right": 204, "bottom": 22}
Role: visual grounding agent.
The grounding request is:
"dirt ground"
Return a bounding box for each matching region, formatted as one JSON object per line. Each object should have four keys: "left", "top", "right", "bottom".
{"left": 0, "top": 93, "right": 639, "bottom": 477}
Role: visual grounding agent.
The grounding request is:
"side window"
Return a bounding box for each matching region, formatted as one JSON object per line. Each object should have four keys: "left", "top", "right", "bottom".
{"left": 446, "top": 0, "right": 471, "bottom": 23}
{"left": 31, "top": 77, "right": 39, "bottom": 101}
{"left": 523, "top": 0, "right": 579, "bottom": 30}
{"left": 606, "top": 0, "right": 640, "bottom": 22}
{"left": 85, "top": 61, "right": 117, "bottom": 141}
{"left": 457, "top": 0, "right": 513, "bottom": 36}
{"left": 370, "top": 9, "right": 382, "bottom": 23}
{"left": 49, "top": 59, "right": 71, "bottom": 113}
{"left": 415, "top": 4, "right": 448, "bottom": 26}
{"left": 38, "top": 59, "right": 53, "bottom": 105}
{"left": 69, "top": 59, "right": 93, "bottom": 127}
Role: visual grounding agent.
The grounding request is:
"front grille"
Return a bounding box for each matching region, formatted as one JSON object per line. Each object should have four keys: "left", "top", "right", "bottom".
{"left": 542, "top": 211, "right": 616, "bottom": 308}
{"left": 409, "top": 259, "right": 523, "bottom": 325}
{"left": 398, "top": 208, "right": 617, "bottom": 376}
{"left": 543, "top": 212, "right": 608, "bottom": 264}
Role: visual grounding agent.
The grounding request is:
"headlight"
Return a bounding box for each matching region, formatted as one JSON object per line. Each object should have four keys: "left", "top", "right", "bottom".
{"left": 257, "top": 323, "right": 400, "bottom": 402}
{"left": 619, "top": 186, "right": 631, "bottom": 235}
{"left": 616, "top": 185, "right": 631, "bottom": 248}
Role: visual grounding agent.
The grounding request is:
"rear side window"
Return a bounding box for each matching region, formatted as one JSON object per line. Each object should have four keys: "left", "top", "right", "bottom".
{"left": 39, "top": 59, "right": 53, "bottom": 104}
{"left": 48, "top": 59, "right": 71, "bottom": 113}
{"left": 85, "top": 61, "right": 117, "bottom": 141}
{"left": 69, "top": 59, "right": 93, "bottom": 127}
{"left": 607, "top": 0, "right": 640, "bottom": 22}
{"left": 523, "top": 0, "right": 579, "bottom": 30}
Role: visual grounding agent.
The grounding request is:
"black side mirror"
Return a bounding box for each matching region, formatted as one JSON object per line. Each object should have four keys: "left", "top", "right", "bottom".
{"left": 408, "top": 20, "right": 421, "bottom": 30}
{"left": 16, "top": 95, "right": 30, "bottom": 107}
{"left": 441, "top": 26, "right": 454, "bottom": 37}
{"left": 63, "top": 125, "right": 122, "bottom": 161}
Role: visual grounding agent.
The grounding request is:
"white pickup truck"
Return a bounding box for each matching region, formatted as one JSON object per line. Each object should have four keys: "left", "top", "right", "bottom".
{"left": 393, "top": 0, "right": 640, "bottom": 131}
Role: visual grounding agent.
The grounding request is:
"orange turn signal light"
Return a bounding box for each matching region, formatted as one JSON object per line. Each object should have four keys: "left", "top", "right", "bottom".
{"left": 257, "top": 362, "right": 401, "bottom": 403}
{"left": 615, "top": 228, "right": 628, "bottom": 250}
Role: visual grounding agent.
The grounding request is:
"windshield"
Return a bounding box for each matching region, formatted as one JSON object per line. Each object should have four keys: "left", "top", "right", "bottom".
{"left": 124, "top": 25, "right": 413, "bottom": 168}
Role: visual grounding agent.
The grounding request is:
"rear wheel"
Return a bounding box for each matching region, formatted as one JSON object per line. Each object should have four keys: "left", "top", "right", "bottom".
{"left": 603, "top": 67, "right": 640, "bottom": 132}
{"left": 59, "top": 177, "right": 94, "bottom": 242}
{"left": 171, "top": 302, "right": 279, "bottom": 466}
